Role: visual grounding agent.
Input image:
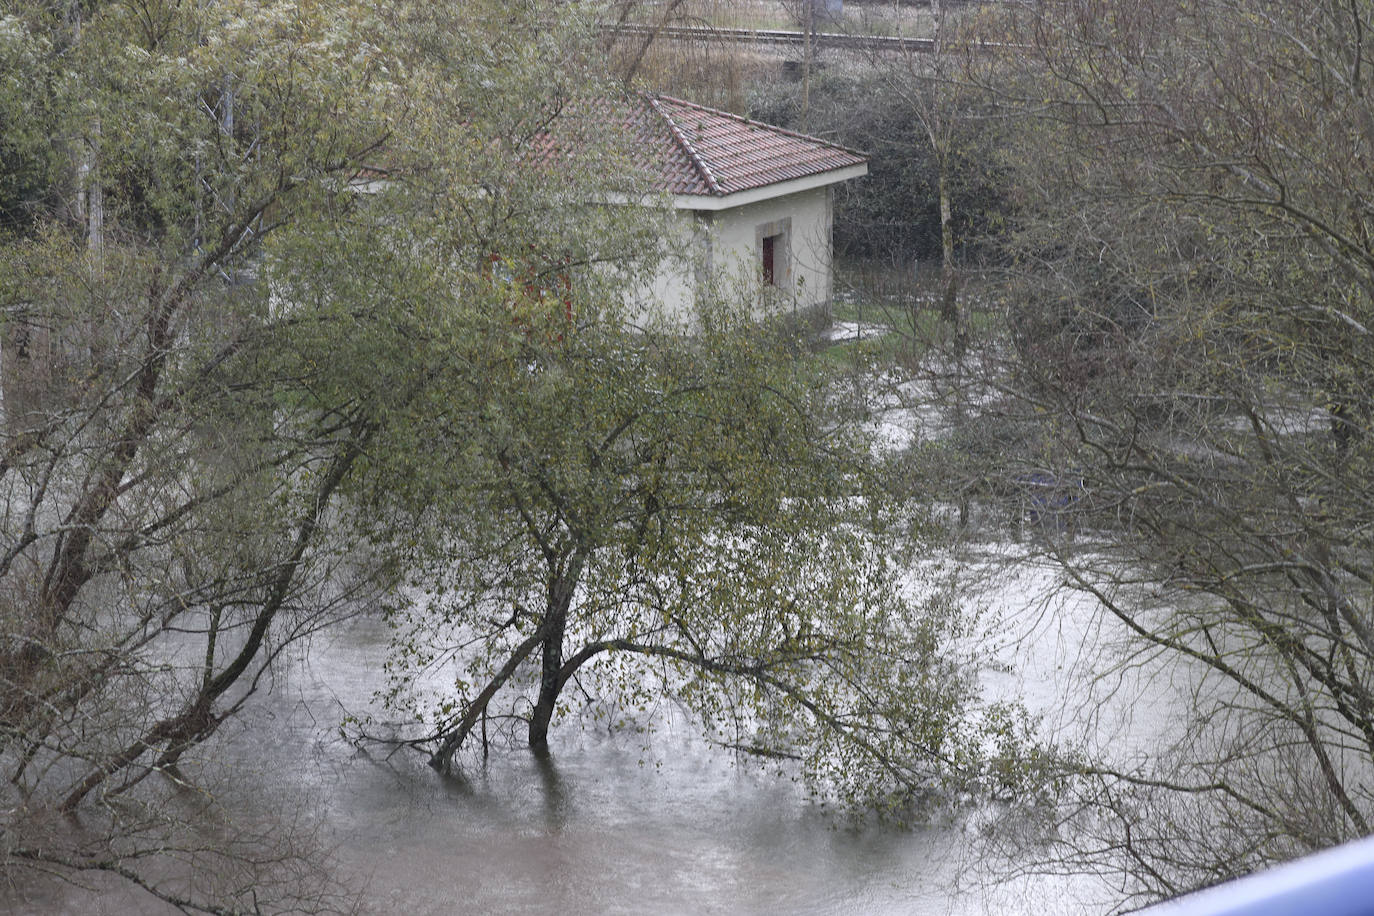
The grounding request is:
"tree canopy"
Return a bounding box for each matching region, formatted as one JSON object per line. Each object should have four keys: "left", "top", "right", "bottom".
{"left": 961, "top": 0, "right": 1374, "bottom": 904}
{"left": 0, "top": 0, "right": 662, "bottom": 909}
{"left": 0, "top": 1, "right": 1022, "bottom": 910}
{"left": 341, "top": 300, "right": 1012, "bottom": 811}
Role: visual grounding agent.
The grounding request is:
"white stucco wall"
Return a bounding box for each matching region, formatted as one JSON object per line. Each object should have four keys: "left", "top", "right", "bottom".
{"left": 641, "top": 184, "right": 837, "bottom": 325}
{"left": 709, "top": 185, "right": 833, "bottom": 317}
{"left": 624, "top": 212, "right": 700, "bottom": 328}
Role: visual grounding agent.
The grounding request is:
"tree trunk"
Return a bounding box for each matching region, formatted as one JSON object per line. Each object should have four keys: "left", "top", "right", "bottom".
{"left": 84, "top": 128, "right": 103, "bottom": 255}
{"left": 528, "top": 553, "right": 584, "bottom": 750}
{"left": 938, "top": 166, "right": 957, "bottom": 327}
{"left": 937, "top": 144, "right": 968, "bottom": 526}
{"left": 931, "top": 0, "right": 942, "bottom": 58}
{"left": 528, "top": 611, "right": 566, "bottom": 750}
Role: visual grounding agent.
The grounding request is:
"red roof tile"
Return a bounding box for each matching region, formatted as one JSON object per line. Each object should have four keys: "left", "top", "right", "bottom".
{"left": 534, "top": 94, "right": 867, "bottom": 199}
{"left": 636, "top": 94, "right": 867, "bottom": 196}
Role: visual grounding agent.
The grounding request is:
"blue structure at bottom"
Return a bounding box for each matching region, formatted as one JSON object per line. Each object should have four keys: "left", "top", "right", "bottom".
{"left": 1146, "top": 836, "right": 1374, "bottom": 916}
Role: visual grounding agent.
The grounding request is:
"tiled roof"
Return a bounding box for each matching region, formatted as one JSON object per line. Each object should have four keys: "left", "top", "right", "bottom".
{"left": 533, "top": 94, "right": 866, "bottom": 199}
{"left": 634, "top": 94, "right": 867, "bottom": 197}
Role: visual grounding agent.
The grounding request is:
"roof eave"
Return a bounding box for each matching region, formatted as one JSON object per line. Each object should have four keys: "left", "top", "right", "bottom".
{"left": 668, "top": 163, "right": 868, "bottom": 211}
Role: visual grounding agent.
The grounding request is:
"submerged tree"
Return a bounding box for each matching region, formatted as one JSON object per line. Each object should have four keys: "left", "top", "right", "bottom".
{"left": 0, "top": 0, "right": 397, "bottom": 908}
{"left": 0, "top": 0, "right": 652, "bottom": 910}
{"left": 345, "top": 292, "right": 1025, "bottom": 813}
{"left": 0, "top": 0, "right": 1040, "bottom": 907}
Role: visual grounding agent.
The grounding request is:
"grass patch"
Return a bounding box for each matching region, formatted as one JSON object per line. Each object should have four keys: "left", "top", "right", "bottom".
{"left": 824, "top": 260, "right": 1005, "bottom": 372}
{"left": 819, "top": 327, "right": 902, "bottom": 371}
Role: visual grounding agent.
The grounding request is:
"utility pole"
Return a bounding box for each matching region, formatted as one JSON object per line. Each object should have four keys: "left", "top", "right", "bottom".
{"left": 801, "top": 0, "right": 814, "bottom": 132}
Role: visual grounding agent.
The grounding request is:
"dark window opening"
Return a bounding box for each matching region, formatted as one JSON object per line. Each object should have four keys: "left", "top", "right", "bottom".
{"left": 762, "top": 233, "right": 778, "bottom": 285}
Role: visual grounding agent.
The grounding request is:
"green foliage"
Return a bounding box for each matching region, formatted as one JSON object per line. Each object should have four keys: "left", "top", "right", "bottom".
{"left": 0, "top": 16, "right": 60, "bottom": 235}
{"left": 0, "top": 0, "right": 663, "bottom": 908}
{"left": 0, "top": 2, "right": 1033, "bottom": 909}
{"left": 342, "top": 290, "right": 1011, "bottom": 814}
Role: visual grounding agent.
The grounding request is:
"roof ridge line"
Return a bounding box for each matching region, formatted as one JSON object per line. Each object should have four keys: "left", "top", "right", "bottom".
{"left": 646, "top": 93, "right": 723, "bottom": 196}
{"left": 653, "top": 93, "right": 868, "bottom": 159}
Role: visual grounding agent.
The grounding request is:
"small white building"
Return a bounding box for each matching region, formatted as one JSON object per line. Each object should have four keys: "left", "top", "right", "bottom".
{"left": 616, "top": 95, "right": 868, "bottom": 324}
{"left": 354, "top": 95, "right": 867, "bottom": 327}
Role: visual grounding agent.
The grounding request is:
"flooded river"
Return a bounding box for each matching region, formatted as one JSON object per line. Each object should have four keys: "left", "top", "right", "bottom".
{"left": 13, "top": 556, "right": 1175, "bottom": 915}
{"left": 221, "top": 615, "right": 1002, "bottom": 916}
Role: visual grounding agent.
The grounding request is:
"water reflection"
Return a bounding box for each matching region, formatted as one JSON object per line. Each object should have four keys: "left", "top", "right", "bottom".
{"left": 531, "top": 748, "right": 569, "bottom": 832}
{"left": 219, "top": 615, "right": 991, "bottom": 915}
{"left": 14, "top": 574, "right": 1133, "bottom": 915}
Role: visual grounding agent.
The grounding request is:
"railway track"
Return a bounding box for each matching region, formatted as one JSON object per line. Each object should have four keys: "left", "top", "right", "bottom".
{"left": 602, "top": 23, "right": 1021, "bottom": 55}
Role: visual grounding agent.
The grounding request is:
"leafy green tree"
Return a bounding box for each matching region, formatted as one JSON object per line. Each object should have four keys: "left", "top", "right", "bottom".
{"left": 0, "top": 0, "right": 397, "bottom": 908}
{"left": 0, "top": 0, "right": 1032, "bottom": 909}
{"left": 0, "top": 0, "right": 654, "bottom": 909}
{"left": 338, "top": 284, "right": 1024, "bottom": 813}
